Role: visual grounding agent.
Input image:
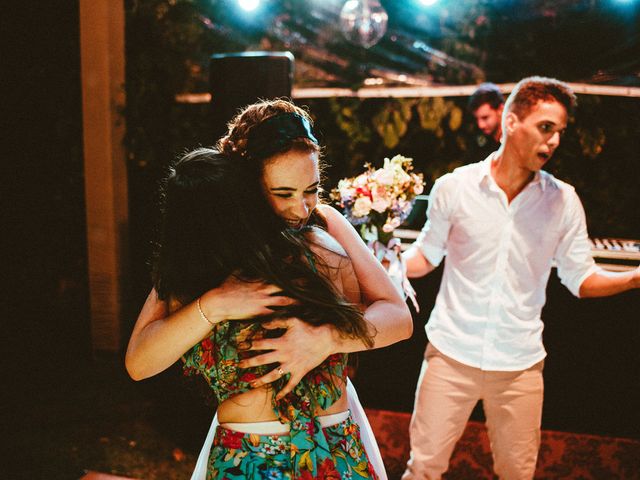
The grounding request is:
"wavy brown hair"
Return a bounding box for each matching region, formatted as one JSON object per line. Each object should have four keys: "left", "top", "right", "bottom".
{"left": 217, "top": 98, "right": 319, "bottom": 162}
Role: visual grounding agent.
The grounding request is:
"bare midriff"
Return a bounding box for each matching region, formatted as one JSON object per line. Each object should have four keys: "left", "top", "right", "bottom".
{"left": 217, "top": 380, "right": 347, "bottom": 424}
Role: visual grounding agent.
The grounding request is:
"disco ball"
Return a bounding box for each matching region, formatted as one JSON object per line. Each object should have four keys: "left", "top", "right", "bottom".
{"left": 339, "top": 0, "right": 388, "bottom": 49}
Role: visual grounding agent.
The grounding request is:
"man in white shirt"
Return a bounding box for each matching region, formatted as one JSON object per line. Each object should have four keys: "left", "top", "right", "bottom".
{"left": 401, "top": 76, "right": 640, "bottom": 480}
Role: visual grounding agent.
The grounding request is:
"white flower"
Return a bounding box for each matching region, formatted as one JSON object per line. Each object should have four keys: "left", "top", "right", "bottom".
{"left": 396, "top": 169, "right": 412, "bottom": 184}
{"left": 353, "top": 173, "right": 369, "bottom": 187}
{"left": 390, "top": 155, "right": 407, "bottom": 168}
{"left": 382, "top": 216, "right": 402, "bottom": 232}
{"left": 340, "top": 185, "right": 357, "bottom": 200}
{"left": 372, "top": 168, "right": 395, "bottom": 186}
{"left": 371, "top": 197, "right": 388, "bottom": 213}
{"left": 352, "top": 196, "right": 372, "bottom": 217}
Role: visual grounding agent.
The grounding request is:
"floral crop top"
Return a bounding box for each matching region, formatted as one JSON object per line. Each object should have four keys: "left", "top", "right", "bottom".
{"left": 182, "top": 316, "right": 348, "bottom": 478}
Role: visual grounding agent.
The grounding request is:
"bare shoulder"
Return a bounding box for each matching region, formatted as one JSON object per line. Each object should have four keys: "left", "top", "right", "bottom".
{"left": 304, "top": 225, "right": 348, "bottom": 258}
{"left": 317, "top": 203, "right": 348, "bottom": 230}
{"left": 316, "top": 204, "right": 359, "bottom": 241}
{"left": 304, "top": 224, "right": 360, "bottom": 302}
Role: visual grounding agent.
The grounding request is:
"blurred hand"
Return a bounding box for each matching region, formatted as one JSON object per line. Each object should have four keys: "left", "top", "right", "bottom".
{"left": 237, "top": 317, "right": 335, "bottom": 399}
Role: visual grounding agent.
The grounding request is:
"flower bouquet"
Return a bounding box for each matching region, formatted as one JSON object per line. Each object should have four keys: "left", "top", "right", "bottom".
{"left": 331, "top": 155, "right": 424, "bottom": 308}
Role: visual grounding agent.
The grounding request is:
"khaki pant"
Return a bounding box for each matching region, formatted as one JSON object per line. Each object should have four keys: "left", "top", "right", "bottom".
{"left": 402, "top": 344, "right": 544, "bottom": 480}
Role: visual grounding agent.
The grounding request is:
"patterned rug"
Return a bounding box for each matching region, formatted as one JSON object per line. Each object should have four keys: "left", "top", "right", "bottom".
{"left": 365, "top": 409, "right": 640, "bottom": 479}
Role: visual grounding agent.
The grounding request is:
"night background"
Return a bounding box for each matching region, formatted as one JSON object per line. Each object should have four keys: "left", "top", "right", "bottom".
{"left": 4, "top": 0, "right": 640, "bottom": 478}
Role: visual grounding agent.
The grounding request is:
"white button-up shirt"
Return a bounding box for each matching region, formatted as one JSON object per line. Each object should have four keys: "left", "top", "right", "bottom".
{"left": 415, "top": 156, "right": 599, "bottom": 371}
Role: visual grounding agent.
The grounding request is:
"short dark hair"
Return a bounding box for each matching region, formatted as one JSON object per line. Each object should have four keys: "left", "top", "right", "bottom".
{"left": 468, "top": 83, "right": 504, "bottom": 112}
{"left": 505, "top": 76, "right": 577, "bottom": 119}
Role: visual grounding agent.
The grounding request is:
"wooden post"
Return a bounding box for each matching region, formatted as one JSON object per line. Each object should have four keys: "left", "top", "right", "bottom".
{"left": 79, "top": 0, "right": 128, "bottom": 353}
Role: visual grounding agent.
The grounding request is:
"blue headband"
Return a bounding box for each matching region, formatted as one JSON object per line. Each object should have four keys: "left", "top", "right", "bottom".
{"left": 245, "top": 112, "right": 318, "bottom": 160}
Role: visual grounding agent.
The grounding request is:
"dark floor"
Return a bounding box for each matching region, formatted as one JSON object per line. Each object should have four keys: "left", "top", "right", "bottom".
{"left": 7, "top": 357, "right": 211, "bottom": 480}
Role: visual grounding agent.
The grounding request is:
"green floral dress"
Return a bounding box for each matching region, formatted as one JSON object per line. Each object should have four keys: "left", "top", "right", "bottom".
{"left": 182, "top": 319, "right": 378, "bottom": 480}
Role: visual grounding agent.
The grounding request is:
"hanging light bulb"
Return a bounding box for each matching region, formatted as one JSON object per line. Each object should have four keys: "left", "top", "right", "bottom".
{"left": 339, "top": 0, "right": 388, "bottom": 49}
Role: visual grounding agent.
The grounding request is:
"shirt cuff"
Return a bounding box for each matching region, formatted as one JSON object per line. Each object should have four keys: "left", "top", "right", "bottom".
{"left": 417, "top": 241, "right": 445, "bottom": 268}
{"left": 571, "top": 264, "right": 602, "bottom": 298}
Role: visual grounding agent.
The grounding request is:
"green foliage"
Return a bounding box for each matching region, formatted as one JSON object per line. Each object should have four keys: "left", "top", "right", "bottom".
{"left": 577, "top": 126, "right": 606, "bottom": 159}
{"left": 372, "top": 99, "right": 415, "bottom": 149}
{"left": 328, "top": 98, "right": 373, "bottom": 172}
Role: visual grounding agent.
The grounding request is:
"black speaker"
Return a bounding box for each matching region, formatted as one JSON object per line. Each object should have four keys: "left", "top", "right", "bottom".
{"left": 209, "top": 51, "right": 294, "bottom": 139}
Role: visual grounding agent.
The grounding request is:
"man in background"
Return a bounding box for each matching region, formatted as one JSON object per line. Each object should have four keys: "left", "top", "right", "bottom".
{"left": 468, "top": 82, "right": 504, "bottom": 155}
{"left": 401, "top": 76, "right": 640, "bottom": 479}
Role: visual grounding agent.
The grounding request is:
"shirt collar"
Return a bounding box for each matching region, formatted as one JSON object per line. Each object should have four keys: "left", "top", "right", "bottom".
{"left": 528, "top": 170, "right": 546, "bottom": 191}
{"left": 478, "top": 153, "right": 496, "bottom": 189}
{"left": 479, "top": 153, "right": 547, "bottom": 191}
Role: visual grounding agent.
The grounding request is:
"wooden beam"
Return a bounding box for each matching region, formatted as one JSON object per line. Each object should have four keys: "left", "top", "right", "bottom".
{"left": 175, "top": 82, "right": 640, "bottom": 103}
{"left": 79, "top": 0, "right": 128, "bottom": 353}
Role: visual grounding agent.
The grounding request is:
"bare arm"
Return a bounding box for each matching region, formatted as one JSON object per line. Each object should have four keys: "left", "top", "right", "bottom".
{"left": 579, "top": 266, "right": 640, "bottom": 298}
{"left": 125, "top": 289, "right": 206, "bottom": 380}
{"left": 402, "top": 245, "right": 437, "bottom": 278}
{"left": 125, "top": 277, "right": 294, "bottom": 380}
{"left": 320, "top": 204, "right": 413, "bottom": 349}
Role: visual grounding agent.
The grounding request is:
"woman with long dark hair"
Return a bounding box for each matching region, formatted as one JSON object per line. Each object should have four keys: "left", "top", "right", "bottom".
{"left": 126, "top": 100, "right": 412, "bottom": 479}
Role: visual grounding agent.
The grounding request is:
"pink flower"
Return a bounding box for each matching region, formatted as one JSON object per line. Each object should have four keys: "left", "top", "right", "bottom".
{"left": 306, "top": 421, "right": 315, "bottom": 435}
{"left": 373, "top": 184, "right": 387, "bottom": 198}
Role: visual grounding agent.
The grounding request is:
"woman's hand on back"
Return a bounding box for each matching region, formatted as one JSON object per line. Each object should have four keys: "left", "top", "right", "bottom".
{"left": 236, "top": 317, "right": 336, "bottom": 399}
{"left": 199, "top": 275, "right": 296, "bottom": 323}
